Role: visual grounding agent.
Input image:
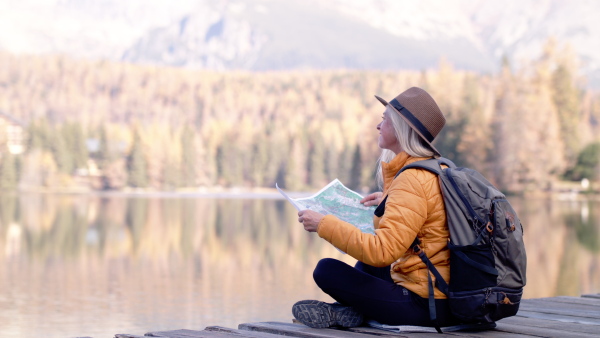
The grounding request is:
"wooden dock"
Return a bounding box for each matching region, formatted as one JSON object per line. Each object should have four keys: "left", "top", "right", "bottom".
{"left": 115, "top": 294, "right": 600, "bottom": 338}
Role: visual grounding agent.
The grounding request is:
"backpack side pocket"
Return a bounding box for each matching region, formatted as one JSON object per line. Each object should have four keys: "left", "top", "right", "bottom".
{"left": 492, "top": 199, "right": 527, "bottom": 288}
{"left": 449, "top": 243, "right": 498, "bottom": 292}
{"left": 488, "top": 287, "right": 523, "bottom": 321}
{"left": 449, "top": 287, "right": 522, "bottom": 323}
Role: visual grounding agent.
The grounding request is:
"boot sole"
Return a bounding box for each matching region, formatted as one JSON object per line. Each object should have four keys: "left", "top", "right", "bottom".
{"left": 292, "top": 300, "right": 363, "bottom": 328}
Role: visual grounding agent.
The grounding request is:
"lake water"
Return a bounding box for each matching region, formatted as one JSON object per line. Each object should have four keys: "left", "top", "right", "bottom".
{"left": 0, "top": 193, "right": 598, "bottom": 338}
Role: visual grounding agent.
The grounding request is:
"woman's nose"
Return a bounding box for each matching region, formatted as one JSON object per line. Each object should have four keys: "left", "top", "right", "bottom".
{"left": 377, "top": 122, "right": 381, "bottom": 130}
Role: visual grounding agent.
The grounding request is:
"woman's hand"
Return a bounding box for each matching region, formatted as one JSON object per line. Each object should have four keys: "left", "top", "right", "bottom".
{"left": 360, "top": 192, "right": 383, "bottom": 207}
{"left": 298, "top": 210, "right": 325, "bottom": 232}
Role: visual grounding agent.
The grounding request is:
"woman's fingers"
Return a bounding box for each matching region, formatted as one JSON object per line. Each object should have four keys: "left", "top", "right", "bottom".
{"left": 359, "top": 193, "right": 374, "bottom": 203}
{"left": 361, "top": 192, "right": 383, "bottom": 206}
{"left": 297, "top": 210, "right": 323, "bottom": 232}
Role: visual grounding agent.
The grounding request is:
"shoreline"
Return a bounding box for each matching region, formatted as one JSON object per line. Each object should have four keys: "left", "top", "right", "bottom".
{"left": 11, "top": 186, "right": 317, "bottom": 199}
{"left": 7, "top": 187, "right": 600, "bottom": 201}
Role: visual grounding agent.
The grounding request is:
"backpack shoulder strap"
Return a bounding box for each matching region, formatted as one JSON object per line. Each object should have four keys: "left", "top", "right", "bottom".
{"left": 394, "top": 157, "right": 456, "bottom": 179}
{"left": 392, "top": 157, "right": 457, "bottom": 333}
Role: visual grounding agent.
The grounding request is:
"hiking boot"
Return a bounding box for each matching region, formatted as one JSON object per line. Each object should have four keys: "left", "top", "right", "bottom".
{"left": 292, "top": 300, "right": 364, "bottom": 328}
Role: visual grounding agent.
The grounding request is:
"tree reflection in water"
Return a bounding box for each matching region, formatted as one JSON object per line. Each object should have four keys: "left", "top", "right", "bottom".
{"left": 0, "top": 194, "right": 597, "bottom": 338}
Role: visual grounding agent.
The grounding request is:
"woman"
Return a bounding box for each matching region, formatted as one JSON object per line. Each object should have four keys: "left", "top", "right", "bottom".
{"left": 292, "top": 87, "right": 458, "bottom": 328}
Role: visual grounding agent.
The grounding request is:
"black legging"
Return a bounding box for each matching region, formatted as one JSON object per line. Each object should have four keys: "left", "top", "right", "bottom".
{"left": 313, "top": 258, "right": 459, "bottom": 327}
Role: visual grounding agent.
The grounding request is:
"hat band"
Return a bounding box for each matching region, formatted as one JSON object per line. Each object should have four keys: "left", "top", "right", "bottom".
{"left": 389, "top": 98, "right": 434, "bottom": 143}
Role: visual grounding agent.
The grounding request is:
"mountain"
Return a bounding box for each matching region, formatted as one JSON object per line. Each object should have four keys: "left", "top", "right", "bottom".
{"left": 1, "top": 0, "right": 599, "bottom": 85}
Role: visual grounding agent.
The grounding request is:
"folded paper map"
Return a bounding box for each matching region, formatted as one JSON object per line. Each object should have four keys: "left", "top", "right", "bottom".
{"left": 276, "top": 179, "right": 376, "bottom": 235}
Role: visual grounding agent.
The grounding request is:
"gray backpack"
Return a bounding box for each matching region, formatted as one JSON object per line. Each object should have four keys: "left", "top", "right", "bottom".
{"left": 398, "top": 158, "right": 527, "bottom": 331}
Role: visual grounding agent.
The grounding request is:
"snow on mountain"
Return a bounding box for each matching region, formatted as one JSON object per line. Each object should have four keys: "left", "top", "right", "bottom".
{"left": 0, "top": 0, "right": 198, "bottom": 59}
{"left": 328, "top": 0, "right": 600, "bottom": 79}
{"left": 1, "top": 0, "right": 599, "bottom": 84}
{"left": 122, "top": 2, "right": 269, "bottom": 69}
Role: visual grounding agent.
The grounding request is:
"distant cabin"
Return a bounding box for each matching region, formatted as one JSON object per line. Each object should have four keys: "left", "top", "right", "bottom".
{"left": 0, "top": 111, "right": 26, "bottom": 155}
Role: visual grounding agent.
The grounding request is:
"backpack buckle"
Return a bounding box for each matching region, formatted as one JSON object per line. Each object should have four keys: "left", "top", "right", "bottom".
{"left": 486, "top": 222, "right": 494, "bottom": 233}
{"left": 413, "top": 244, "right": 422, "bottom": 253}
{"left": 500, "top": 292, "right": 514, "bottom": 305}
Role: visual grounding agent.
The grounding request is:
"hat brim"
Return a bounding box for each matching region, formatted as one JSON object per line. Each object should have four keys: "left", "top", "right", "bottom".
{"left": 375, "top": 95, "right": 389, "bottom": 107}
{"left": 374, "top": 94, "right": 441, "bottom": 157}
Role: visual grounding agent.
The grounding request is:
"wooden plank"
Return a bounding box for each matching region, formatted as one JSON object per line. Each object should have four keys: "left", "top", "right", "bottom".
{"left": 143, "top": 329, "right": 243, "bottom": 338}
{"left": 517, "top": 310, "right": 600, "bottom": 325}
{"left": 501, "top": 316, "right": 600, "bottom": 334}
{"left": 443, "top": 330, "right": 538, "bottom": 338}
{"left": 349, "top": 323, "right": 503, "bottom": 337}
{"left": 523, "top": 298, "right": 600, "bottom": 314}
{"left": 239, "top": 321, "right": 394, "bottom": 338}
{"left": 116, "top": 295, "right": 600, "bottom": 337}
{"left": 347, "top": 326, "right": 439, "bottom": 337}
{"left": 205, "top": 326, "right": 292, "bottom": 337}
{"left": 493, "top": 322, "right": 595, "bottom": 338}
{"left": 351, "top": 326, "right": 465, "bottom": 337}
{"left": 348, "top": 326, "right": 510, "bottom": 338}
{"left": 533, "top": 296, "right": 600, "bottom": 307}
{"left": 519, "top": 303, "right": 600, "bottom": 320}
{"left": 240, "top": 322, "right": 539, "bottom": 338}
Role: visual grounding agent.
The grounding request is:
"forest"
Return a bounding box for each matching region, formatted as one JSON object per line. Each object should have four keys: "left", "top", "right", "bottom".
{"left": 0, "top": 39, "right": 598, "bottom": 194}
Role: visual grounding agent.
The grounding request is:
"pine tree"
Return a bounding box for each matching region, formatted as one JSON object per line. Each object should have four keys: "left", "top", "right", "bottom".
{"left": 337, "top": 145, "right": 352, "bottom": 186}
{"left": 565, "top": 142, "right": 600, "bottom": 181}
{"left": 162, "top": 160, "right": 180, "bottom": 190}
{"left": 51, "top": 128, "right": 74, "bottom": 174}
{"left": 27, "top": 117, "right": 52, "bottom": 151}
{"left": 306, "top": 134, "right": 325, "bottom": 188}
{"left": 27, "top": 121, "right": 42, "bottom": 151}
{"left": 180, "top": 125, "right": 197, "bottom": 187}
{"left": 127, "top": 128, "right": 148, "bottom": 188}
{"left": 215, "top": 145, "right": 225, "bottom": 185}
{"left": 70, "top": 122, "right": 89, "bottom": 169}
{"left": 552, "top": 63, "right": 580, "bottom": 162}
{"left": 250, "top": 139, "right": 269, "bottom": 186}
{"left": 227, "top": 140, "right": 244, "bottom": 186}
{"left": 324, "top": 142, "right": 338, "bottom": 183}
{"left": 433, "top": 114, "right": 468, "bottom": 166}
{"left": 348, "top": 144, "right": 362, "bottom": 190}
{"left": 455, "top": 75, "right": 488, "bottom": 169}
{"left": 96, "top": 125, "right": 112, "bottom": 170}
{"left": 284, "top": 138, "right": 307, "bottom": 191}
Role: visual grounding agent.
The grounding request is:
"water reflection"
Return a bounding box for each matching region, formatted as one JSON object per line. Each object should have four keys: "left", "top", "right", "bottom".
{"left": 0, "top": 194, "right": 598, "bottom": 338}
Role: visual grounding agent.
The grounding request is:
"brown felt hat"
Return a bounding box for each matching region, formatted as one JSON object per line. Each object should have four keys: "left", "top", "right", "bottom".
{"left": 375, "top": 87, "right": 445, "bottom": 157}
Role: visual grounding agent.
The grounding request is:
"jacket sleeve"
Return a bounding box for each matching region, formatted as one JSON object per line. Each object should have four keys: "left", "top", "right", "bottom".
{"left": 317, "top": 170, "right": 429, "bottom": 267}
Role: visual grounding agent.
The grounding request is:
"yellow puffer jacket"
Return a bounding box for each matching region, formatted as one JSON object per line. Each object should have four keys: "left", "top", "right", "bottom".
{"left": 317, "top": 151, "right": 450, "bottom": 299}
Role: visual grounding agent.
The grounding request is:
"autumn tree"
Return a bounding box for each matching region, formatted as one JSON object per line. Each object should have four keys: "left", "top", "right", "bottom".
{"left": 51, "top": 128, "right": 74, "bottom": 174}
{"left": 564, "top": 142, "right": 600, "bottom": 181}
{"left": 127, "top": 127, "right": 148, "bottom": 188}
{"left": 0, "top": 48, "right": 598, "bottom": 192}
{"left": 552, "top": 62, "right": 581, "bottom": 162}
{"left": 348, "top": 144, "right": 362, "bottom": 191}
{"left": 306, "top": 133, "right": 325, "bottom": 188}
{"left": 250, "top": 138, "right": 269, "bottom": 187}
{"left": 180, "top": 125, "right": 197, "bottom": 187}
{"left": 27, "top": 117, "right": 52, "bottom": 151}
{"left": 95, "top": 125, "right": 113, "bottom": 170}
{"left": 64, "top": 122, "right": 89, "bottom": 170}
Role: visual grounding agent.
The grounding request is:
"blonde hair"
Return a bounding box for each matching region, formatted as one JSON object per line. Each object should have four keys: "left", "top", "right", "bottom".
{"left": 376, "top": 106, "right": 435, "bottom": 189}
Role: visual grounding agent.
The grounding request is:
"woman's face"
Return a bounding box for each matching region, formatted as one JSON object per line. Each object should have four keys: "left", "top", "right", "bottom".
{"left": 377, "top": 107, "right": 402, "bottom": 153}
